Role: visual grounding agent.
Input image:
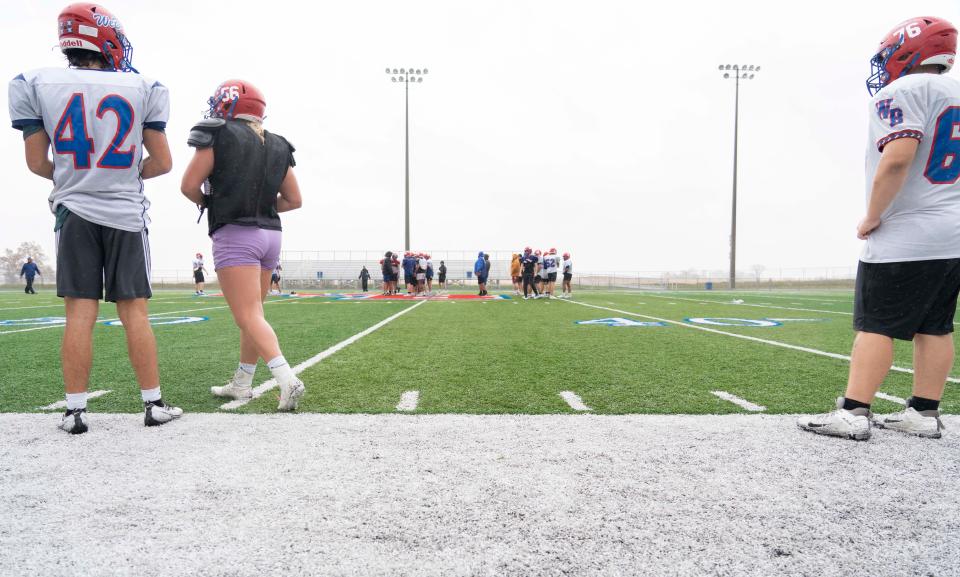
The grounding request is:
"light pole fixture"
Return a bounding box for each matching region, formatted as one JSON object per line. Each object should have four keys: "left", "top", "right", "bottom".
{"left": 718, "top": 63, "right": 760, "bottom": 290}
{"left": 385, "top": 67, "right": 428, "bottom": 251}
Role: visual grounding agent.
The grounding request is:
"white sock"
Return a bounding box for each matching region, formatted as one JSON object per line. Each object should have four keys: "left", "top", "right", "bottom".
{"left": 65, "top": 392, "right": 87, "bottom": 411}
{"left": 141, "top": 387, "right": 161, "bottom": 403}
{"left": 237, "top": 363, "right": 256, "bottom": 386}
{"left": 267, "top": 356, "right": 295, "bottom": 383}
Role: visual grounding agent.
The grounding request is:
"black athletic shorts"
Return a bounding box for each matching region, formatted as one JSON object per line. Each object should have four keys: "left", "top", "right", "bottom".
{"left": 56, "top": 211, "right": 152, "bottom": 302}
{"left": 854, "top": 258, "right": 960, "bottom": 341}
{"left": 194, "top": 270, "right": 205, "bottom": 283}
{"left": 563, "top": 273, "right": 573, "bottom": 281}
{"left": 271, "top": 274, "right": 280, "bottom": 283}
{"left": 438, "top": 275, "right": 446, "bottom": 283}
{"left": 548, "top": 272, "right": 557, "bottom": 282}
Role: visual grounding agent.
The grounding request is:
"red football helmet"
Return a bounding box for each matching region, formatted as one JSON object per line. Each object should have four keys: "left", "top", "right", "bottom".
{"left": 523, "top": 246, "right": 532, "bottom": 254}
{"left": 549, "top": 247, "right": 557, "bottom": 254}
{"left": 207, "top": 79, "right": 266, "bottom": 122}
{"left": 58, "top": 3, "right": 135, "bottom": 72}
{"left": 534, "top": 249, "right": 542, "bottom": 256}
{"left": 868, "top": 16, "right": 957, "bottom": 95}
{"left": 563, "top": 252, "right": 570, "bottom": 259}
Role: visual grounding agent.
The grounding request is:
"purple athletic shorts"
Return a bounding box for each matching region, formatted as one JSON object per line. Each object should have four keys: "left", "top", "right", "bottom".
{"left": 212, "top": 224, "right": 282, "bottom": 271}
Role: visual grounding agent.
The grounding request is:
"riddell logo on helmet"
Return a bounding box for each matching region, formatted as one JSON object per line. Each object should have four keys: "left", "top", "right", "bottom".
{"left": 60, "top": 38, "right": 84, "bottom": 48}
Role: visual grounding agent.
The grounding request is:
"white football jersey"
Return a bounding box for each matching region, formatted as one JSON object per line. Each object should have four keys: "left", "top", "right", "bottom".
{"left": 563, "top": 258, "right": 573, "bottom": 274}
{"left": 8, "top": 67, "right": 169, "bottom": 232}
{"left": 862, "top": 73, "right": 960, "bottom": 263}
{"left": 192, "top": 258, "right": 204, "bottom": 271}
{"left": 542, "top": 254, "right": 559, "bottom": 272}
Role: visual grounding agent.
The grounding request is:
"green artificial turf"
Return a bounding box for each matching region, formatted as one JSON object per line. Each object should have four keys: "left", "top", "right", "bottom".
{"left": 0, "top": 288, "right": 956, "bottom": 414}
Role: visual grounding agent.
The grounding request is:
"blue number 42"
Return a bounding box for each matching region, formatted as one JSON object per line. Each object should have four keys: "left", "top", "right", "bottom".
{"left": 52, "top": 92, "right": 135, "bottom": 170}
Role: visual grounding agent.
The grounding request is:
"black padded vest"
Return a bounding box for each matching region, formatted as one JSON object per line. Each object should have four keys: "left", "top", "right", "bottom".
{"left": 194, "top": 119, "right": 295, "bottom": 236}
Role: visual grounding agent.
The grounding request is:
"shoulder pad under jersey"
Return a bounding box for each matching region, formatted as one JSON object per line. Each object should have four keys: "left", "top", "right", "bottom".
{"left": 187, "top": 118, "right": 226, "bottom": 148}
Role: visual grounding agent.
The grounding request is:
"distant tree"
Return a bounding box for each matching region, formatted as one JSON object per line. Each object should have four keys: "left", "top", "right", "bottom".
{"left": 752, "top": 264, "right": 766, "bottom": 283}
{"left": 1, "top": 242, "right": 50, "bottom": 284}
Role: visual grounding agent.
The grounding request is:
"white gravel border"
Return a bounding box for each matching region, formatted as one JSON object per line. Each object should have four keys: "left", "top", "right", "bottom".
{"left": 2, "top": 413, "right": 958, "bottom": 577}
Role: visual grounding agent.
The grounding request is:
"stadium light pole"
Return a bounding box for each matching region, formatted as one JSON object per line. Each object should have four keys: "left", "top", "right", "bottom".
{"left": 718, "top": 64, "right": 760, "bottom": 290}
{"left": 385, "top": 67, "right": 428, "bottom": 251}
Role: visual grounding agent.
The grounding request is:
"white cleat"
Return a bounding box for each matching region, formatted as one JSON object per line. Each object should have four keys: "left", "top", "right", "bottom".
{"left": 144, "top": 399, "right": 183, "bottom": 427}
{"left": 874, "top": 407, "right": 945, "bottom": 439}
{"left": 211, "top": 369, "right": 254, "bottom": 399}
{"left": 797, "top": 398, "right": 871, "bottom": 441}
{"left": 60, "top": 408, "right": 89, "bottom": 435}
{"left": 277, "top": 377, "right": 305, "bottom": 411}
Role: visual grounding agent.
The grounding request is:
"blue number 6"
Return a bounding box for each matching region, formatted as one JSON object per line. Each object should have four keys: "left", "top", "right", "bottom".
{"left": 925, "top": 106, "right": 960, "bottom": 185}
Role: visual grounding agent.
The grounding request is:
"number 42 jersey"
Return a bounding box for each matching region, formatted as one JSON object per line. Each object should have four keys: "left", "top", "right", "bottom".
{"left": 8, "top": 68, "right": 169, "bottom": 232}
{"left": 864, "top": 73, "right": 960, "bottom": 263}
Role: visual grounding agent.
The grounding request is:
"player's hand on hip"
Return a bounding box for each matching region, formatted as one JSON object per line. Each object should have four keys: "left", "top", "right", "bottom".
{"left": 857, "top": 216, "right": 881, "bottom": 240}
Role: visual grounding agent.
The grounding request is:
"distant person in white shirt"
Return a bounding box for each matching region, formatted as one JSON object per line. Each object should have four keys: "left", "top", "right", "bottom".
{"left": 193, "top": 252, "right": 207, "bottom": 295}
{"left": 561, "top": 252, "right": 573, "bottom": 298}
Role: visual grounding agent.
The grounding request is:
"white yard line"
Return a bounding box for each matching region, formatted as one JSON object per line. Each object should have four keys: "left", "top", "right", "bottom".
{"left": 563, "top": 300, "right": 960, "bottom": 384}
{"left": 711, "top": 391, "right": 766, "bottom": 412}
{"left": 396, "top": 390, "right": 420, "bottom": 412}
{"left": 643, "top": 293, "right": 853, "bottom": 316}
{"left": 221, "top": 300, "right": 428, "bottom": 410}
{"left": 38, "top": 389, "right": 112, "bottom": 410}
{"left": 875, "top": 392, "right": 907, "bottom": 405}
{"left": 559, "top": 391, "right": 592, "bottom": 411}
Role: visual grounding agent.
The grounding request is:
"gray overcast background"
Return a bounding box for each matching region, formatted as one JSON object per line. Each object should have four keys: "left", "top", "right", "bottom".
{"left": 3, "top": 0, "right": 959, "bottom": 275}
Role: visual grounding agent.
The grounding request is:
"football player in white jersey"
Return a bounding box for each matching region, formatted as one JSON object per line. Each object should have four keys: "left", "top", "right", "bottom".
{"left": 561, "top": 252, "right": 573, "bottom": 298}
{"left": 798, "top": 17, "right": 958, "bottom": 440}
{"left": 193, "top": 252, "right": 207, "bottom": 295}
{"left": 8, "top": 3, "right": 181, "bottom": 434}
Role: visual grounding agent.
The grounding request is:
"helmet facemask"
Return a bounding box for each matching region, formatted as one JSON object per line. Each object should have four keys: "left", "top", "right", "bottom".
{"left": 866, "top": 36, "right": 902, "bottom": 96}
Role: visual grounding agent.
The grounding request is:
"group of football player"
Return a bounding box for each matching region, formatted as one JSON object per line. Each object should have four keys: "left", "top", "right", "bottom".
{"left": 379, "top": 251, "right": 447, "bottom": 296}
{"left": 511, "top": 248, "right": 573, "bottom": 300}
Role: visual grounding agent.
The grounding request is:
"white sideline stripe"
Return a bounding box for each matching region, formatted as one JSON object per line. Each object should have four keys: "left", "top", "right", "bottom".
{"left": 875, "top": 392, "right": 907, "bottom": 405}
{"left": 563, "top": 300, "right": 960, "bottom": 384}
{"left": 560, "top": 391, "right": 592, "bottom": 411}
{"left": 396, "top": 391, "right": 420, "bottom": 412}
{"left": 711, "top": 391, "right": 766, "bottom": 412}
{"left": 0, "top": 297, "right": 310, "bottom": 337}
{"left": 38, "top": 389, "right": 111, "bottom": 410}
{"left": 221, "top": 300, "right": 427, "bottom": 410}
{"left": 643, "top": 293, "right": 852, "bottom": 317}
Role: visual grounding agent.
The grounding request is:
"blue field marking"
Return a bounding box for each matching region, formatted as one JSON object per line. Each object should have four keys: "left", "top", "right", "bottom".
{"left": 685, "top": 317, "right": 782, "bottom": 327}
{"left": 0, "top": 317, "right": 67, "bottom": 326}
{"left": 576, "top": 318, "right": 667, "bottom": 327}
{"left": 102, "top": 316, "right": 209, "bottom": 327}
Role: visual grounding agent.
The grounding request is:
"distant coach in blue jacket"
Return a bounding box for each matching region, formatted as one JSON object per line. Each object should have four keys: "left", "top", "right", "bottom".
{"left": 474, "top": 251, "right": 488, "bottom": 296}
{"left": 20, "top": 257, "right": 41, "bottom": 295}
